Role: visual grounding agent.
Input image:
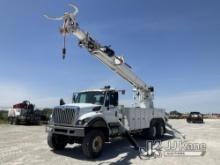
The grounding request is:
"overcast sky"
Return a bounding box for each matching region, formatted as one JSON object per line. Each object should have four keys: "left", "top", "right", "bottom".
{"left": 0, "top": 0, "right": 220, "bottom": 113}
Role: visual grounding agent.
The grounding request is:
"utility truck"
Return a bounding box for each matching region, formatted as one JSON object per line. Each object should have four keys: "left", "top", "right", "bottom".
{"left": 8, "top": 100, "right": 41, "bottom": 125}
{"left": 45, "top": 5, "right": 168, "bottom": 158}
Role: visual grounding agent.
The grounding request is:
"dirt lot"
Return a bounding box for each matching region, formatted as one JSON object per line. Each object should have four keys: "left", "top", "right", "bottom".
{"left": 0, "top": 119, "right": 220, "bottom": 165}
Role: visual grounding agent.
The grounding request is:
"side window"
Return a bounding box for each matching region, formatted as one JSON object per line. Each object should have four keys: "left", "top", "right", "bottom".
{"left": 110, "top": 92, "right": 118, "bottom": 107}
{"left": 114, "top": 92, "right": 119, "bottom": 106}
{"left": 105, "top": 94, "right": 110, "bottom": 107}
{"left": 105, "top": 91, "right": 119, "bottom": 107}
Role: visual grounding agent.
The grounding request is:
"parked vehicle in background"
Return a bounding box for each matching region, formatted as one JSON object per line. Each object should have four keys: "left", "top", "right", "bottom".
{"left": 186, "top": 112, "right": 204, "bottom": 123}
{"left": 8, "top": 100, "right": 41, "bottom": 125}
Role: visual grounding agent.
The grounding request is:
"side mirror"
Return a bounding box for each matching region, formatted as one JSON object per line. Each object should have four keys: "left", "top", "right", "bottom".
{"left": 72, "top": 93, "right": 77, "bottom": 103}
{"left": 72, "top": 95, "right": 76, "bottom": 103}
{"left": 149, "top": 86, "right": 154, "bottom": 92}
{"left": 60, "top": 98, "right": 65, "bottom": 105}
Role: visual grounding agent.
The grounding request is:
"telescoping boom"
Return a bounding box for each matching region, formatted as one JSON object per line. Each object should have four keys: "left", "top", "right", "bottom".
{"left": 45, "top": 4, "right": 154, "bottom": 108}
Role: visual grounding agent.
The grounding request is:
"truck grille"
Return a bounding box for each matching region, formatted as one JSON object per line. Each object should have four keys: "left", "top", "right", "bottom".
{"left": 52, "top": 108, "right": 75, "bottom": 125}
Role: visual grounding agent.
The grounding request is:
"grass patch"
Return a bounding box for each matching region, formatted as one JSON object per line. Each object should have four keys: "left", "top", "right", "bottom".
{"left": 0, "top": 111, "right": 8, "bottom": 124}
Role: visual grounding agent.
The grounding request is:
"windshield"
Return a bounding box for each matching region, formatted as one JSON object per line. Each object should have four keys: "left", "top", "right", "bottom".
{"left": 75, "top": 91, "right": 105, "bottom": 105}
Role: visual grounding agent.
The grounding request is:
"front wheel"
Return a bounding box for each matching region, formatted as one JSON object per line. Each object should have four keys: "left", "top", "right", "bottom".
{"left": 8, "top": 117, "right": 13, "bottom": 124}
{"left": 12, "top": 117, "right": 18, "bottom": 125}
{"left": 82, "top": 129, "right": 105, "bottom": 158}
{"left": 47, "top": 133, "right": 68, "bottom": 150}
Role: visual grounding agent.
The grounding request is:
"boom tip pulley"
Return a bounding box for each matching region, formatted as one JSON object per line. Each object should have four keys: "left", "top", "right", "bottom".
{"left": 44, "top": 4, "right": 79, "bottom": 59}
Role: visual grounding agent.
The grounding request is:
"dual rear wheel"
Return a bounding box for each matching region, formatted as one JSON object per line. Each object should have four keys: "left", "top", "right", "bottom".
{"left": 142, "top": 121, "right": 165, "bottom": 139}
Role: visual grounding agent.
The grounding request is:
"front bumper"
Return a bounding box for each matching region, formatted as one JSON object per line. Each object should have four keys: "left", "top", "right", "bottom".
{"left": 46, "top": 125, "right": 85, "bottom": 137}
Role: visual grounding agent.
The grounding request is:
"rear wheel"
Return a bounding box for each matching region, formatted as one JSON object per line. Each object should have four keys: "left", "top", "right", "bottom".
{"left": 156, "top": 122, "right": 165, "bottom": 138}
{"left": 82, "top": 129, "right": 105, "bottom": 158}
{"left": 142, "top": 122, "right": 157, "bottom": 140}
{"left": 47, "top": 133, "right": 68, "bottom": 150}
{"left": 148, "top": 124, "right": 157, "bottom": 139}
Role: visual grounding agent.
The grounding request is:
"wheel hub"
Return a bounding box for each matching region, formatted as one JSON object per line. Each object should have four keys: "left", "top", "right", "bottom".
{"left": 92, "top": 136, "right": 102, "bottom": 152}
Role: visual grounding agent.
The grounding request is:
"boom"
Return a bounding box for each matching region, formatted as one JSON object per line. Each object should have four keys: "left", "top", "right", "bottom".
{"left": 45, "top": 5, "right": 154, "bottom": 108}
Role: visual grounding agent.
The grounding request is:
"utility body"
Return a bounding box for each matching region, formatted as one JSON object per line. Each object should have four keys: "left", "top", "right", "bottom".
{"left": 45, "top": 5, "right": 167, "bottom": 158}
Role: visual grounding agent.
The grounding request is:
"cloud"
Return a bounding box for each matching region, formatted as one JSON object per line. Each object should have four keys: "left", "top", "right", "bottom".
{"left": 1, "top": 82, "right": 219, "bottom": 113}
{"left": 154, "top": 89, "right": 220, "bottom": 113}
{"left": 0, "top": 82, "right": 69, "bottom": 109}
{"left": 0, "top": 77, "right": 124, "bottom": 109}
{"left": 120, "top": 89, "right": 220, "bottom": 113}
{"left": 0, "top": 83, "right": 29, "bottom": 107}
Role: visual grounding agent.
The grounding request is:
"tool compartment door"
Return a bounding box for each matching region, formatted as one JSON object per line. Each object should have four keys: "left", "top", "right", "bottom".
{"left": 135, "top": 108, "right": 141, "bottom": 130}
{"left": 140, "top": 109, "right": 146, "bottom": 129}
{"left": 124, "top": 108, "right": 135, "bottom": 130}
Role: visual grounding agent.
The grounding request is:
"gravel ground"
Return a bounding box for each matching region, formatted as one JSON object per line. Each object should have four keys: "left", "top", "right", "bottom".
{"left": 0, "top": 119, "right": 220, "bottom": 165}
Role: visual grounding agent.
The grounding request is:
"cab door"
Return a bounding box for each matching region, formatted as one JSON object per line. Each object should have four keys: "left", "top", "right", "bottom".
{"left": 103, "top": 91, "right": 119, "bottom": 123}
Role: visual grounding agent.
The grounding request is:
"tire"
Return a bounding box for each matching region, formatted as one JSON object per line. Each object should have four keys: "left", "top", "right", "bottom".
{"left": 82, "top": 129, "right": 105, "bottom": 158}
{"left": 8, "top": 117, "right": 13, "bottom": 124}
{"left": 156, "top": 122, "right": 165, "bottom": 138}
{"left": 141, "top": 122, "right": 157, "bottom": 140}
{"left": 47, "top": 133, "right": 68, "bottom": 150}
{"left": 12, "top": 117, "right": 18, "bottom": 125}
{"left": 148, "top": 123, "right": 157, "bottom": 139}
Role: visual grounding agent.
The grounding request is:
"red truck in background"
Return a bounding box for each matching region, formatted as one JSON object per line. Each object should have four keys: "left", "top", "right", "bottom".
{"left": 8, "top": 100, "right": 41, "bottom": 125}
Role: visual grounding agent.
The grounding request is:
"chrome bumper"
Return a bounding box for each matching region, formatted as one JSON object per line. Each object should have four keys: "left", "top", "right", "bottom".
{"left": 46, "top": 125, "right": 85, "bottom": 137}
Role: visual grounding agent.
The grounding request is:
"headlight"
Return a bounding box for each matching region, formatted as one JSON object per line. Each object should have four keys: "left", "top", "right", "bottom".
{"left": 76, "top": 118, "right": 91, "bottom": 125}
{"left": 49, "top": 114, "right": 54, "bottom": 124}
